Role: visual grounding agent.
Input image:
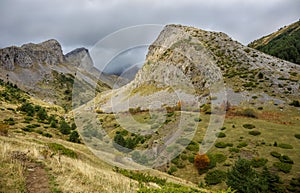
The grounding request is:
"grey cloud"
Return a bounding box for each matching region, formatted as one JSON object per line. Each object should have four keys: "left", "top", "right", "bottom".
{"left": 0, "top": 0, "right": 299, "bottom": 74}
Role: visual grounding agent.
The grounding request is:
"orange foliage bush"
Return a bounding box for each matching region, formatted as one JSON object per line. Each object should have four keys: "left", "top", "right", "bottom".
{"left": 194, "top": 153, "right": 210, "bottom": 170}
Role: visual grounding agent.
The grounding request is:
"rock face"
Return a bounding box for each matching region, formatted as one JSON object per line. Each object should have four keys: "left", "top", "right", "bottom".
{"left": 65, "top": 47, "right": 94, "bottom": 70}
{"left": 0, "top": 39, "right": 64, "bottom": 70}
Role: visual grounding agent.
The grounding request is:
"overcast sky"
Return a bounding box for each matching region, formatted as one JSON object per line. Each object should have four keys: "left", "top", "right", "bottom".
{"left": 0, "top": 0, "right": 299, "bottom": 74}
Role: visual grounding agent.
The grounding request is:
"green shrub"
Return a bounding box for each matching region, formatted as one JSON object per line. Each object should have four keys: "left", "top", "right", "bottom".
{"left": 214, "top": 153, "right": 227, "bottom": 163}
{"left": 186, "top": 141, "right": 199, "bottom": 152}
{"left": 42, "top": 133, "right": 52, "bottom": 138}
{"left": 237, "top": 142, "right": 248, "bottom": 148}
{"left": 47, "top": 143, "right": 77, "bottom": 158}
{"left": 59, "top": 120, "right": 71, "bottom": 135}
{"left": 215, "top": 142, "right": 228, "bottom": 148}
{"left": 273, "top": 162, "right": 292, "bottom": 173}
{"left": 167, "top": 166, "right": 177, "bottom": 175}
{"left": 19, "top": 102, "right": 35, "bottom": 116}
{"left": 194, "top": 117, "right": 202, "bottom": 122}
{"left": 295, "top": 134, "right": 300, "bottom": 139}
{"left": 216, "top": 132, "right": 226, "bottom": 138}
{"left": 205, "top": 170, "right": 227, "bottom": 185}
{"left": 270, "top": 151, "right": 281, "bottom": 158}
{"left": 249, "top": 130, "right": 261, "bottom": 136}
{"left": 4, "top": 118, "right": 15, "bottom": 125}
{"left": 243, "top": 124, "right": 255, "bottom": 129}
{"left": 279, "top": 155, "right": 294, "bottom": 164}
{"left": 251, "top": 158, "right": 268, "bottom": 168}
{"left": 278, "top": 143, "right": 293, "bottom": 149}
{"left": 69, "top": 131, "right": 80, "bottom": 143}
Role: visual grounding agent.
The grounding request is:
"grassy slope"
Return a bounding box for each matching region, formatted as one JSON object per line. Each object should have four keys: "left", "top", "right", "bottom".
{"left": 0, "top": 83, "right": 215, "bottom": 193}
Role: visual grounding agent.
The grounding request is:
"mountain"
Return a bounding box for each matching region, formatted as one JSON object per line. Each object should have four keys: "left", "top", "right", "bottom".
{"left": 96, "top": 24, "right": 299, "bottom": 112}
{"left": 249, "top": 20, "right": 300, "bottom": 64}
{"left": 0, "top": 39, "right": 111, "bottom": 110}
{"left": 86, "top": 24, "right": 300, "bottom": 192}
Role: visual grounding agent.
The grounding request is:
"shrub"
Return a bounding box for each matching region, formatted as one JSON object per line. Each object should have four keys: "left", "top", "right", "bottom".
{"left": 59, "top": 120, "right": 71, "bottom": 135}
{"left": 194, "top": 153, "right": 210, "bottom": 170}
{"left": 236, "top": 108, "right": 257, "bottom": 118}
{"left": 278, "top": 143, "right": 293, "bottom": 149}
{"left": 47, "top": 143, "right": 77, "bottom": 158}
{"left": 186, "top": 141, "right": 199, "bottom": 152}
{"left": 215, "top": 142, "right": 230, "bottom": 148}
{"left": 19, "top": 102, "right": 35, "bottom": 116}
{"left": 36, "top": 108, "right": 48, "bottom": 120}
{"left": 279, "top": 155, "right": 294, "bottom": 164}
{"left": 205, "top": 170, "right": 227, "bottom": 185}
{"left": 273, "top": 162, "right": 292, "bottom": 173}
{"left": 295, "top": 134, "right": 300, "bottom": 139}
{"left": 237, "top": 142, "right": 248, "bottom": 148}
{"left": 251, "top": 157, "right": 268, "bottom": 168}
{"left": 4, "top": 118, "right": 15, "bottom": 125}
{"left": 214, "top": 153, "right": 227, "bottom": 163}
{"left": 289, "top": 100, "right": 300, "bottom": 107}
{"left": 194, "top": 117, "right": 202, "bottom": 122}
{"left": 216, "top": 132, "right": 226, "bottom": 138}
{"left": 167, "top": 166, "right": 177, "bottom": 175}
{"left": 229, "top": 148, "right": 240, "bottom": 153}
{"left": 243, "top": 124, "right": 255, "bottom": 129}
{"left": 0, "top": 123, "right": 8, "bottom": 136}
{"left": 42, "top": 133, "right": 52, "bottom": 138}
{"left": 69, "top": 131, "right": 80, "bottom": 143}
{"left": 249, "top": 130, "right": 261, "bottom": 136}
{"left": 270, "top": 151, "right": 281, "bottom": 158}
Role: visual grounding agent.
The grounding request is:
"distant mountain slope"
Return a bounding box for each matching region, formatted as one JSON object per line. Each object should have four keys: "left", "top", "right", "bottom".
{"left": 249, "top": 20, "right": 300, "bottom": 64}
{"left": 96, "top": 24, "right": 300, "bottom": 113}
{"left": 0, "top": 40, "right": 112, "bottom": 110}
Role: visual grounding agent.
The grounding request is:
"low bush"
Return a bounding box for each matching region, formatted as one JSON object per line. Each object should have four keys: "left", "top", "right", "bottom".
{"left": 273, "top": 162, "right": 292, "bottom": 173}
{"left": 167, "top": 166, "right": 177, "bottom": 175}
{"left": 229, "top": 148, "right": 240, "bottom": 153}
{"left": 270, "top": 151, "right": 281, "bottom": 158}
{"left": 278, "top": 143, "right": 293, "bottom": 149}
{"left": 214, "top": 153, "right": 227, "bottom": 163}
{"left": 251, "top": 157, "right": 268, "bottom": 168}
{"left": 295, "top": 134, "right": 300, "bottom": 139}
{"left": 279, "top": 155, "right": 294, "bottom": 164}
{"left": 237, "top": 142, "right": 248, "bottom": 148}
{"left": 216, "top": 132, "right": 226, "bottom": 138}
{"left": 236, "top": 108, "right": 257, "bottom": 118}
{"left": 205, "top": 170, "right": 227, "bottom": 185}
{"left": 47, "top": 143, "right": 77, "bottom": 158}
{"left": 249, "top": 130, "right": 261, "bottom": 136}
{"left": 289, "top": 100, "right": 300, "bottom": 107}
{"left": 215, "top": 142, "right": 228, "bottom": 148}
{"left": 243, "top": 124, "right": 255, "bottom": 129}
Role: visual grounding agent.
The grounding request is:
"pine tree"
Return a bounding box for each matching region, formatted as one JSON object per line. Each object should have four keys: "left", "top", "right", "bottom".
{"left": 227, "top": 158, "right": 268, "bottom": 193}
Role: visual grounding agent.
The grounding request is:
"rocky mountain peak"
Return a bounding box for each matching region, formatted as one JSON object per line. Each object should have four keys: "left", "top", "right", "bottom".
{"left": 65, "top": 47, "right": 93, "bottom": 69}
{"left": 0, "top": 39, "right": 64, "bottom": 70}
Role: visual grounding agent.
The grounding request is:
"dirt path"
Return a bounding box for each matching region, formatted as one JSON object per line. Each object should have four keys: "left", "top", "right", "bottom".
{"left": 25, "top": 162, "right": 51, "bottom": 193}
{"left": 11, "top": 151, "right": 51, "bottom": 193}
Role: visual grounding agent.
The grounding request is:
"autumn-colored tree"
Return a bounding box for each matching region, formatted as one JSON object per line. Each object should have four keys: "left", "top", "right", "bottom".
{"left": 194, "top": 153, "right": 210, "bottom": 170}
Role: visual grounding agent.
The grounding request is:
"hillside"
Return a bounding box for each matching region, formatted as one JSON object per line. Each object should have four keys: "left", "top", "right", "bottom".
{"left": 85, "top": 24, "right": 300, "bottom": 192}
{"left": 249, "top": 20, "right": 300, "bottom": 64}
{"left": 0, "top": 80, "right": 216, "bottom": 193}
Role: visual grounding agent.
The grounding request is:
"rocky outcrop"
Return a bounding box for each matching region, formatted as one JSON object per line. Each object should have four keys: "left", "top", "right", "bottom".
{"left": 0, "top": 39, "right": 64, "bottom": 70}
{"left": 65, "top": 47, "right": 93, "bottom": 70}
